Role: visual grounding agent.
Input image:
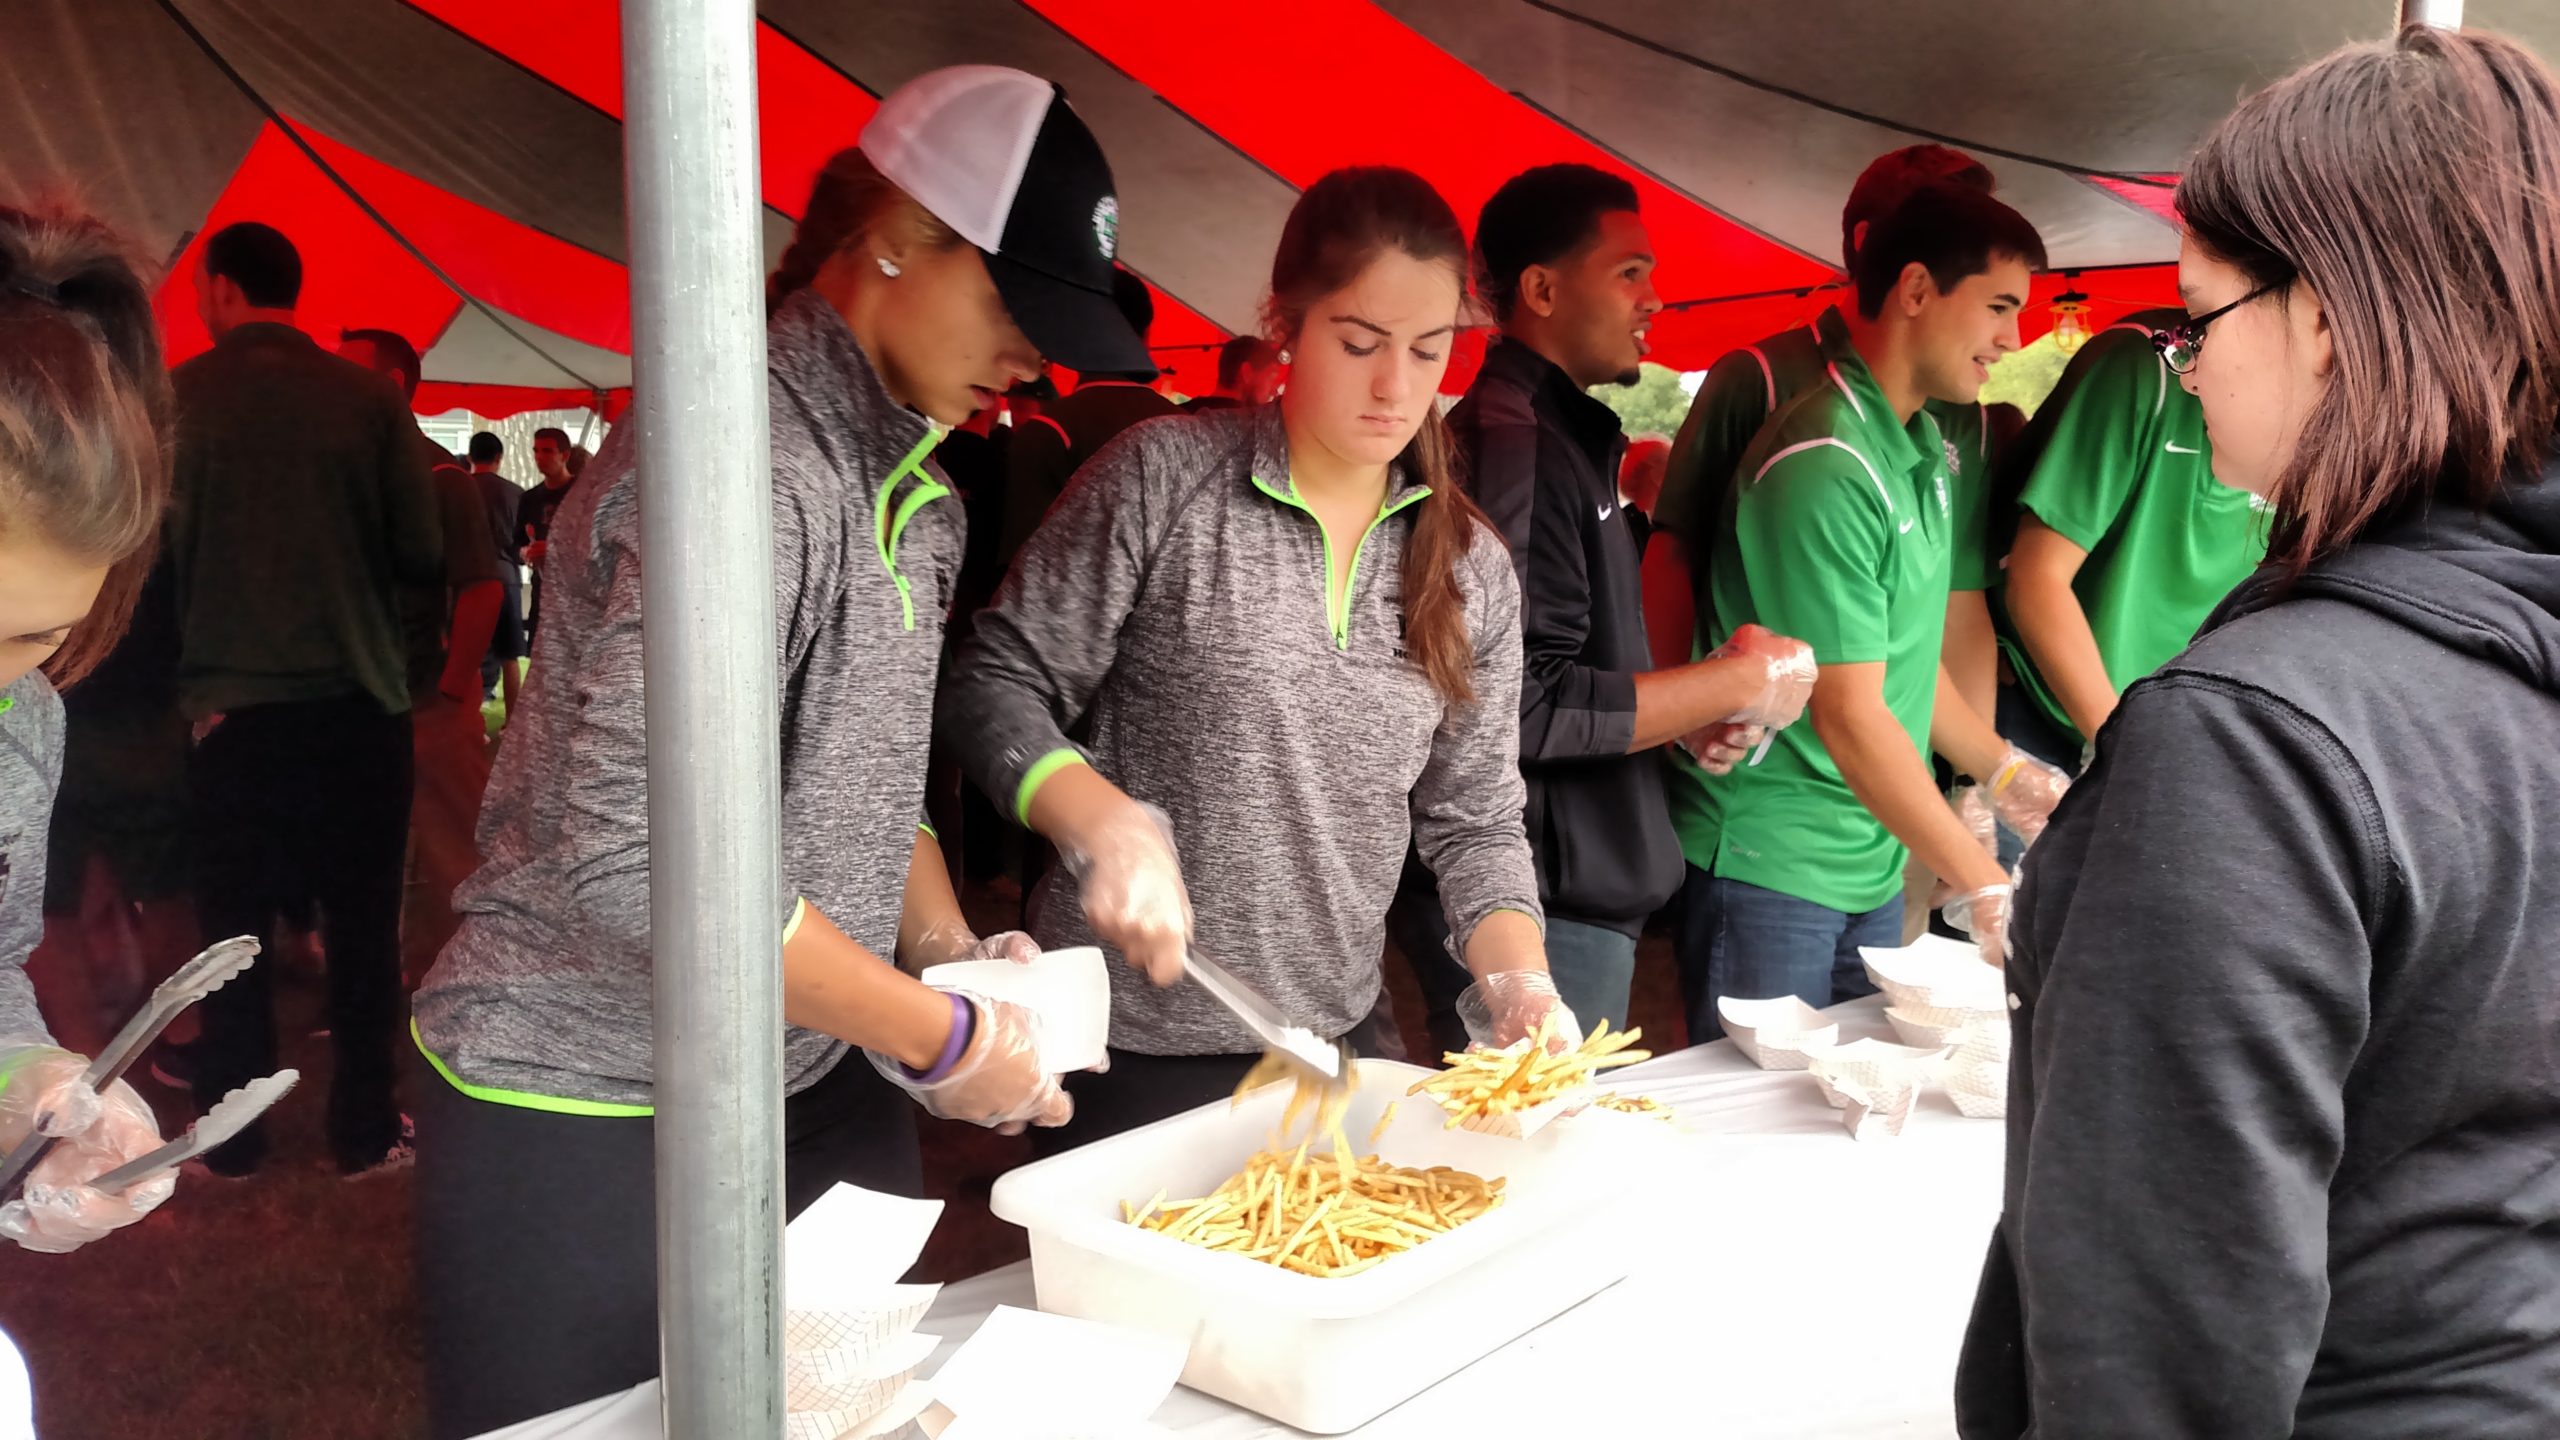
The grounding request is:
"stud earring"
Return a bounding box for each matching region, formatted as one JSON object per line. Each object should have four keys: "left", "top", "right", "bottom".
{"left": 877, "top": 257, "right": 901, "bottom": 279}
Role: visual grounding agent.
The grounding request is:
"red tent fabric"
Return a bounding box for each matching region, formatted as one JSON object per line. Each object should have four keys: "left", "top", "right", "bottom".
{"left": 26, "top": 0, "right": 2405, "bottom": 413}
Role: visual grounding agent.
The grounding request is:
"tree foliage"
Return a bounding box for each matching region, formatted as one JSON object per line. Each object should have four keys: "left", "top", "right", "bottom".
{"left": 1589, "top": 361, "right": 1697, "bottom": 440}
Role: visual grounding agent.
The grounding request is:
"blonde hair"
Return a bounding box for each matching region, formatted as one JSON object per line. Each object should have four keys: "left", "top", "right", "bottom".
{"left": 0, "top": 202, "right": 171, "bottom": 686}
{"left": 768, "top": 148, "right": 964, "bottom": 313}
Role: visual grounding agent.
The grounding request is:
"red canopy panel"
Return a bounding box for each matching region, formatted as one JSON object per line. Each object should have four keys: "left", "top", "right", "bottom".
{"left": 1023, "top": 0, "right": 1840, "bottom": 382}
{"left": 296, "top": 127, "right": 634, "bottom": 357}
{"left": 413, "top": 0, "right": 1228, "bottom": 381}
{"left": 2089, "top": 175, "right": 2184, "bottom": 230}
{"left": 155, "top": 124, "right": 464, "bottom": 370}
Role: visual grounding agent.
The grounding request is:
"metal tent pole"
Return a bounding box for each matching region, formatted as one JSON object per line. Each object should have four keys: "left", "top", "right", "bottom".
{"left": 2398, "top": 0, "right": 2462, "bottom": 27}
{"left": 620, "top": 0, "right": 786, "bottom": 1434}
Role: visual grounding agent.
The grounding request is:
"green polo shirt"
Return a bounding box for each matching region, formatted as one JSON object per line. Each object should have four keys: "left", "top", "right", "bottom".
{"left": 1996, "top": 311, "right": 2271, "bottom": 742}
{"left": 1657, "top": 307, "right": 1989, "bottom": 882}
{"left": 1688, "top": 340, "right": 1954, "bottom": 914}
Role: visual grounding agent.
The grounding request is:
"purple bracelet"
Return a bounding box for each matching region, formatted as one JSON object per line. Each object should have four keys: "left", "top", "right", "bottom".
{"left": 903, "top": 992, "right": 977, "bottom": 1084}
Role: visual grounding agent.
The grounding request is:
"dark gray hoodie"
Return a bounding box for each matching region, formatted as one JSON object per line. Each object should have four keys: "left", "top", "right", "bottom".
{"left": 414, "top": 292, "right": 959, "bottom": 1109}
{"left": 1958, "top": 461, "right": 2560, "bottom": 1438}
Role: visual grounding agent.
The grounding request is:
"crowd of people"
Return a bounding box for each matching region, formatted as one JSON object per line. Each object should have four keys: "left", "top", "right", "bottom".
{"left": 1, "top": 21, "right": 2557, "bottom": 1440}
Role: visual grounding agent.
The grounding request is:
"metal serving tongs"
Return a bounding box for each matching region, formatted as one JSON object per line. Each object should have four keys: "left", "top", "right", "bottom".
{"left": 1183, "top": 947, "right": 1351, "bottom": 1088}
{"left": 0, "top": 936, "right": 261, "bottom": 1203}
{"left": 86, "top": 1070, "right": 299, "bottom": 1196}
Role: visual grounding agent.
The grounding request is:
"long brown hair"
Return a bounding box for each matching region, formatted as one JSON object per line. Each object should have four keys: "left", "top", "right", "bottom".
{"left": 768, "top": 147, "right": 962, "bottom": 315}
{"left": 2177, "top": 24, "right": 2560, "bottom": 572}
{"left": 0, "top": 202, "right": 171, "bottom": 686}
{"left": 1265, "top": 166, "right": 1491, "bottom": 705}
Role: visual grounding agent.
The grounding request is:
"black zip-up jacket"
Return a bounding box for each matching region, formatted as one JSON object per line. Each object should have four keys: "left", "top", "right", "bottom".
{"left": 1447, "top": 337, "right": 1684, "bottom": 934}
{"left": 1957, "top": 457, "right": 2560, "bottom": 1438}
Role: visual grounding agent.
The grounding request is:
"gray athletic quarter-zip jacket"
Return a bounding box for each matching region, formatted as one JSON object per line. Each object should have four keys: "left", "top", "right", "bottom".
{"left": 942, "top": 404, "right": 1543, "bottom": 1056}
{"left": 414, "top": 291, "right": 960, "bottom": 1109}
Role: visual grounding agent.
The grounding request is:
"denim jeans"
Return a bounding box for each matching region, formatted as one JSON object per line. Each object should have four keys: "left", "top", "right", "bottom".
{"left": 1543, "top": 917, "right": 1638, "bottom": 1035}
{"left": 1676, "top": 870, "right": 1902, "bottom": 1042}
{"left": 1386, "top": 858, "right": 1637, "bottom": 1045}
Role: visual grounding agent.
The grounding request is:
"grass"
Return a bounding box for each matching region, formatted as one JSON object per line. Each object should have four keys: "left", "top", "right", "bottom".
{"left": 0, "top": 884, "right": 1687, "bottom": 1438}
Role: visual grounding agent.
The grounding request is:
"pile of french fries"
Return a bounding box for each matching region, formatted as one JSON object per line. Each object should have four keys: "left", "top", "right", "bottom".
{"left": 1123, "top": 1056, "right": 1504, "bottom": 1277}
{"left": 1591, "top": 1091, "right": 1674, "bottom": 1121}
{"left": 1409, "top": 1016, "right": 1652, "bottom": 1128}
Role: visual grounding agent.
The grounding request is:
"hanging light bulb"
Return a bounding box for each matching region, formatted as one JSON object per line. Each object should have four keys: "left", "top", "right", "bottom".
{"left": 2050, "top": 282, "right": 2094, "bottom": 354}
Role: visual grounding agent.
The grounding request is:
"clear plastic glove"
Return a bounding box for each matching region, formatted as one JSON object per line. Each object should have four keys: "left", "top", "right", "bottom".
{"left": 1058, "top": 799, "right": 1194, "bottom": 987}
{"left": 1952, "top": 785, "right": 1999, "bottom": 859}
{"left": 1712, "top": 623, "right": 1819, "bottom": 728}
{"left": 1456, "top": 972, "right": 1585, "bottom": 1054}
{"left": 910, "top": 917, "right": 1042, "bottom": 969}
{"left": 1677, "top": 721, "right": 1763, "bottom": 776}
{"left": 1987, "top": 746, "right": 2070, "bottom": 848}
{"left": 960, "top": 931, "right": 1040, "bottom": 964}
{"left": 1942, "top": 883, "right": 2015, "bottom": 970}
{"left": 0, "top": 1043, "right": 175, "bottom": 1254}
{"left": 871, "top": 994, "right": 1073, "bottom": 1136}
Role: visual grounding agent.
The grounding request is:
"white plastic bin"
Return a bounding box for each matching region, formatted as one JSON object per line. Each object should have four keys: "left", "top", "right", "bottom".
{"left": 987, "top": 1060, "right": 1699, "bottom": 1432}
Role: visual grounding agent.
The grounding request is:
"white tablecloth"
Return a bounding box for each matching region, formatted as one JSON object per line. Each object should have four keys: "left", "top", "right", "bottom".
{"left": 485, "top": 996, "right": 2004, "bottom": 1439}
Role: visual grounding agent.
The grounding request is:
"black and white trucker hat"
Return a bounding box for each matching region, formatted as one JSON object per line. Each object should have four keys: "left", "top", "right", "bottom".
{"left": 860, "top": 66, "right": 1155, "bottom": 377}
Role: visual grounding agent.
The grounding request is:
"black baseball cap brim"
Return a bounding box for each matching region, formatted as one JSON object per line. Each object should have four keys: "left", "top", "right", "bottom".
{"left": 986, "top": 252, "right": 1157, "bottom": 378}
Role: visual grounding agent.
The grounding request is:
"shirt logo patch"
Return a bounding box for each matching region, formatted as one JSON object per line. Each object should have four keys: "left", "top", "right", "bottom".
{"left": 2165, "top": 440, "right": 2203, "bottom": 455}
{"left": 1942, "top": 439, "right": 1963, "bottom": 476}
{"left": 1934, "top": 469, "right": 1950, "bottom": 518}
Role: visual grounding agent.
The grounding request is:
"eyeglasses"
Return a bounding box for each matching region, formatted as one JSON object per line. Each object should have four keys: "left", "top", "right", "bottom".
{"left": 2152, "top": 283, "right": 2279, "bottom": 374}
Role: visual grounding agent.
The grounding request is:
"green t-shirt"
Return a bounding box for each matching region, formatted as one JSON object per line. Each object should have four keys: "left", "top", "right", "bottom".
{"left": 1996, "top": 311, "right": 2271, "bottom": 742}
{"left": 1689, "top": 341, "right": 1954, "bottom": 914}
{"left": 1656, "top": 307, "right": 1991, "bottom": 878}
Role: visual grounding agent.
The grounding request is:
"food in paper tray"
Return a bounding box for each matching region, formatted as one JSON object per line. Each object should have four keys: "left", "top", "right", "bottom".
{"left": 1409, "top": 1017, "right": 1653, "bottom": 1127}
{"left": 1124, "top": 1054, "right": 1505, "bottom": 1277}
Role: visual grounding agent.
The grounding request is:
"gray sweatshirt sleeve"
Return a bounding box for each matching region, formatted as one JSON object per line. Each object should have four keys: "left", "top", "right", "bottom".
{"left": 1416, "top": 530, "right": 1547, "bottom": 951}
{"left": 941, "top": 431, "right": 1157, "bottom": 822}
{"left": 0, "top": 677, "right": 66, "bottom": 1043}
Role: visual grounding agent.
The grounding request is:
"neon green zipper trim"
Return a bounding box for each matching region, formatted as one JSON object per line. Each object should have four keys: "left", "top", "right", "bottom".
{"left": 1339, "top": 488, "right": 1431, "bottom": 649}
{"left": 411, "top": 1019, "right": 655, "bottom": 1118}
{"left": 1251, "top": 475, "right": 1432, "bottom": 649}
{"left": 872, "top": 432, "right": 951, "bottom": 632}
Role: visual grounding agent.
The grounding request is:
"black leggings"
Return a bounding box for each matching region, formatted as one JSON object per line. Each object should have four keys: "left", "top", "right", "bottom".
{"left": 414, "top": 1048, "right": 921, "bottom": 1440}
{"left": 1031, "top": 1011, "right": 1399, "bottom": 1159}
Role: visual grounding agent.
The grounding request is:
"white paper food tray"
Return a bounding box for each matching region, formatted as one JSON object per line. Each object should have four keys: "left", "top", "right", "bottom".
{"left": 988, "top": 1061, "right": 1698, "bottom": 1434}
{"left": 1715, "top": 995, "right": 1839, "bottom": 1070}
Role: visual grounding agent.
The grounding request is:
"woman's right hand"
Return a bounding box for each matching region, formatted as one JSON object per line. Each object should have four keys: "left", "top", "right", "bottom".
{"left": 877, "top": 996, "right": 1073, "bottom": 1136}
{"left": 1058, "top": 799, "right": 1194, "bottom": 987}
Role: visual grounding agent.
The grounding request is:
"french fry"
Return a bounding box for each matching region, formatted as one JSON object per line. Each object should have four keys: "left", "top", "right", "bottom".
{"left": 1592, "top": 1091, "right": 1675, "bottom": 1121}
{"left": 1408, "top": 1017, "right": 1654, "bottom": 1127}
{"left": 1129, "top": 1051, "right": 1504, "bottom": 1274}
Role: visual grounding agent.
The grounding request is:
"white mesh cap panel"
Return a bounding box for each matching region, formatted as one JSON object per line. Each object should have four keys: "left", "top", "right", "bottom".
{"left": 857, "top": 64, "right": 1052, "bottom": 255}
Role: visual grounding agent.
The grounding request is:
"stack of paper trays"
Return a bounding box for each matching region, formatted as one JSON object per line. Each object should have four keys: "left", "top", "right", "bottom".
{"left": 783, "top": 1184, "right": 946, "bottom": 1440}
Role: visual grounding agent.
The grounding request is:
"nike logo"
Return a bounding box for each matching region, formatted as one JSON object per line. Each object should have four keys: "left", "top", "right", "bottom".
{"left": 1898, "top": 519, "right": 1916, "bottom": 534}
{"left": 1597, "top": 504, "right": 1616, "bottom": 521}
{"left": 2165, "top": 441, "right": 2203, "bottom": 455}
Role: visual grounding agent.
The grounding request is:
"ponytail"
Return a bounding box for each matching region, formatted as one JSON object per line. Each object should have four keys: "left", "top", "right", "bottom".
{"left": 1397, "top": 409, "right": 1489, "bottom": 706}
{"left": 770, "top": 148, "right": 963, "bottom": 315}
{"left": 0, "top": 203, "right": 171, "bottom": 687}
